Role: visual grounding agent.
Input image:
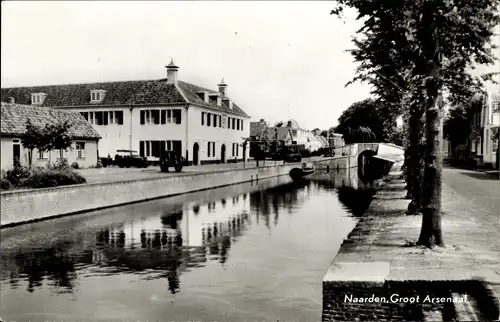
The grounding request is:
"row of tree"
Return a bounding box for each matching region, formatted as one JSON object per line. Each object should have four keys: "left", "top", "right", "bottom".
{"left": 21, "top": 119, "right": 73, "bottom": 168}
{"left": 331, "top": 0, "right": 500, "bottom": 248}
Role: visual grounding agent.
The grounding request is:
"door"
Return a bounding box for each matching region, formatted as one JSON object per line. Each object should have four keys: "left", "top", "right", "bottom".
{"left": 221, "top": 144, "right": 226, "bottom": 163}
{"left": 193, "top": 143, "right": 199, "bottom": 165}
{"left": 13, "top": 143, "right": 21, "bottom": 167}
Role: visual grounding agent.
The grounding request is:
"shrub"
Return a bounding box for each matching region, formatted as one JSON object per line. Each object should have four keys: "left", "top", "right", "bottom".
{"left": 3, "top": 164, "right": 31, "bottom": 186}
{"left": 96, "top": 160, "right": 103, "bottom": 168}
{"left": 71, "top": 162, "right": 80, "bottom": 169}
{"left": 1, "top": 178, "right": 12, "bottom": 190}
{"left": 20, "top": 168, "right": 86, "bottom": 189}
{"left": 47, "top": 159, "right": 70, "bottom": 171}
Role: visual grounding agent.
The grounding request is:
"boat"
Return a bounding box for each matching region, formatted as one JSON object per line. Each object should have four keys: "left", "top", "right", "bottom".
{"left": 289, "top": 162, "right": 315, "bottom": 180}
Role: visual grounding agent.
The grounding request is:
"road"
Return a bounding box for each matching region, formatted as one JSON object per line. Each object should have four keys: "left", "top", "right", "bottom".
{"left": 443, "top": 165, "right": 500, "bottom": 221}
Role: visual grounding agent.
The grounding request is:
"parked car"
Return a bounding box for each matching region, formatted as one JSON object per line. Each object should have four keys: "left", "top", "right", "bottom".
{"left": 159, "top": 150, "right": 184, "bottom": 172}
{"left": 114, "top": 150, "right": 149, "bottom": 168}
{"left": 99, "top": 154, "right": 114, "bottom": 167}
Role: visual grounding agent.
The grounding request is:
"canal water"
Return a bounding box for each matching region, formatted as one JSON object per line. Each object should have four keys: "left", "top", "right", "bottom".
{"left": 0, "top": 169, "right": 376, "bottom": 322}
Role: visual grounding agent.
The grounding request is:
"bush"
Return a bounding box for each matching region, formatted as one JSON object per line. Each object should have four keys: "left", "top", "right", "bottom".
{"left": 96, "top": 160, "right": 103, "bottom": 168}
{"left": 71, "top": 162, "right": 80, "bottom": 169}
{"left": 47, "top": 159, "right": 70, "bottom": 171}
{"left": 1, "top": 178, "right": 12, "bottom": 190}
{"left": 20, "top": 168, "right": 86, "bottom": 189}
{"left": 3, "top": 164, "right": 31, "bottom": 186}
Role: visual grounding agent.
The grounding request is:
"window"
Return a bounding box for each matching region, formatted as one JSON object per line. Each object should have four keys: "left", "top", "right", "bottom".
{"left": 213, "top": 114, "right": 217, "bottom": 127}
{"left": 103, "top": 111, "right": 109, "bottom": 125}
{"left": 146, "top": 141, "right": 150, "bottom": 156}
{"left": 140, "top": 140, "right": 182, "bottom": 157}
{"left": 94, "top": 111, "right": 104, "bottom": 125}
{"left": 212, "top": 142, "right": 216, "bottom": 156}
{"left": 115, "top": 111, "right": 123, "bottom": 125}
{"left": 80, "top": 112, "right": 89, "bottom": 121}
{"left": 110, "top": 111, "right": 115, "bottom": 124}
{"left": 90, "top": 90, "right": 105, "bottom": 103}
{"left": 241, "top": 120, "right": 244, "bottom": 131}
{"left": 237, "top": 119, "right": 240, "bottom": 131}
{"left": 161, "top": 110, "right": 166, "bottom": 124}
{"left": 76, "top": 142, "right": 85, "bottom": 159}
{"left": 37, "top": 149, "right": 49, "bottom": 159}
{"left": 228, "top": 117, "right": 231, "bottom": 129}
{"left": 207, "top": 113, "right": 211, "bottom": 126}
{"left": 219, "top": 115, "right": 222, "bottom": 128}
{"left": 232, "top": 143, "right": 235, "bottom": 156}
{"left": 151, "top": 110, "right": 160, "bottom": 124}
{"left": 172, "top": 109, "right": 181, "bottom": 124}
{"left": 140, "top": 110, "right": 145, "bottom": 125}
{"left": 232, "top": 118, "right": 236, "bottom": 130}
{"left": 145, "top": 110, "right": 150, "bottom": 124}
{"left": 89, "top": 112, "right": 94, "bottom": 124}
{"left": 208, "top": 142, "right": 211, "bottom": 157}
{"left": 31, "top": 93, "right": 46, "bottom": 105}
{"left": 202, "top": 112, "right": 205, "bottom": 125}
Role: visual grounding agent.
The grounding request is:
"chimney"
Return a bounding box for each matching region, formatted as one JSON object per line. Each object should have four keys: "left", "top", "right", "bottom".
{"left": 218, "top": 78, "right": 227, "bottom": 97}
{"left": 166, "top": 59, "right": 179, "bottom": 84}
{"left": 9, "top": 97, "right": 15, "bottom": 104}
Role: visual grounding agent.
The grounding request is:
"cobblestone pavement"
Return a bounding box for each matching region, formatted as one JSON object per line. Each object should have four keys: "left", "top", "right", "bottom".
{"left": 76, "top": 158, "right": 324, "bottom": 183}
{"left": 333, "top": 163, "right": 500, "bottom": 321}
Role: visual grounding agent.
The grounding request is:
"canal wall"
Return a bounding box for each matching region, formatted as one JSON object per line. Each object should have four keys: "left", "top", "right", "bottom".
{"left": 0, "top": 157, "right": 349, "bottom": 227}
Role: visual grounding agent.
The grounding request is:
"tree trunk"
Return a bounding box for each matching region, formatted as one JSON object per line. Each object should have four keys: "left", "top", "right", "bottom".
{"left": 418, "top": 92, "right": 444, "bottom": 247}
{"left": 416, "top": 2, "right": 444, "bottom": 248}
{"left": 406, "top": 99, "right": 425, "bottom": 213}
{"left": 28, "top": 149, "right": 33, "bottom": 169}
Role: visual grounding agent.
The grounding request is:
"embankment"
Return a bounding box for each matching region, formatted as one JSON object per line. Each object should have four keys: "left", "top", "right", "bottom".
{"left": 321, "top": 162, "right": 500, "bottom": 321}
{"left": 1, "top": 157, "right": 349, "bottom": 227}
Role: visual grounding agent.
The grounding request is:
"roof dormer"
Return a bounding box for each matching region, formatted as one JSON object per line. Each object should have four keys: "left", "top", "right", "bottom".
{"left": 31, "top": 93, "right": 46, "bottom": 105}
{"left": 222, "top": 97, "right": 233, "bottom": 110}
{"left": 90, "top": 89, "right": 106, "bottom": 103}
{"left": 209, "top": 92, "right": 222, "bottom": 106}
{"left": 196, "top": 91, "right": 209, "bottom": 103}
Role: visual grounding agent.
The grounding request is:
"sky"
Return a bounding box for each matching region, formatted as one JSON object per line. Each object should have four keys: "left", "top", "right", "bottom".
{"left": 2, "top": 1, "right": 499, "bottom": 131}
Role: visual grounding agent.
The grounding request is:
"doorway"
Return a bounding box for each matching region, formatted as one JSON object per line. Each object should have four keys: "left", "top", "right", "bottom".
{"left": 193, "top": 143, "right": 199, "bottom": 165}
{"left": 13, "top": 143, "right": 21, "bottom": 166}
{"left": 221, "top": 144, "right": 226, "bottom": 163}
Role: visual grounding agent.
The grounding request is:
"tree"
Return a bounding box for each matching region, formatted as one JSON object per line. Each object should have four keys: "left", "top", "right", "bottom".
{"left": 21, "top": 119, "right": 44, "bottom": 168}
{"left": 43, "top": 120, "right": 73, "bottom": 160}
{"left": 335, "top": 98, "right": 398, "bottom": 144}
{"left": 332, "top": 0, "right": 500, "bottom": 247}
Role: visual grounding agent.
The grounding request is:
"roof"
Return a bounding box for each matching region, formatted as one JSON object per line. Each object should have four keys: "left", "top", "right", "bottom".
{"left": 268, "top": 127, "right": 293, "bottom": 141}
{"left": 1, "top": 79, "right": 249, "bottom": 117}
{"left": 1, "top": 102, "right": 101, "bottom": 139}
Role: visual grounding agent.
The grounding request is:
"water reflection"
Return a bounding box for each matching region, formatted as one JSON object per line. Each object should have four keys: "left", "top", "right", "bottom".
{"left": 0, "top": 167, "right": 374, "bottom": 320}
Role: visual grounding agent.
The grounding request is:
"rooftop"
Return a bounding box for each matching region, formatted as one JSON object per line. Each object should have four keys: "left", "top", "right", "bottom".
{"left": 1, "top": 102, "right": 101, "bottom": 139}
{"left": 1, "top": 76, "right": 249, "bottom": 118}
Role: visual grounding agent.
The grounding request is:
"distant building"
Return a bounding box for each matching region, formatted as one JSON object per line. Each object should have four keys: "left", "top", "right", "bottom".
{"left": 482, "top": 91, "right": 499, "bottom": 169}
{"left": 1, "top": 102, "right": 101, "bottom": 170}
{"left": 1, "top": 60, "right": 251, "bottom": 165}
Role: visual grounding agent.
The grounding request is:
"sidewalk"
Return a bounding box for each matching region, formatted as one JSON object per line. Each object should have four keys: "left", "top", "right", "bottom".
{"left": 332, "top": 162, "right": 500, "bottom": 320}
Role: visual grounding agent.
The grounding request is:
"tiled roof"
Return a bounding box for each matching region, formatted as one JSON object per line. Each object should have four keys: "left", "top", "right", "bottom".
{"left": 1, "top": 102, "right": 101, "bottom": 139}
{"left": 177, "top": 81, "right": 249, "bottom": 117}
{"left": 1, "top": 79, "right": 249, "bottom": 117}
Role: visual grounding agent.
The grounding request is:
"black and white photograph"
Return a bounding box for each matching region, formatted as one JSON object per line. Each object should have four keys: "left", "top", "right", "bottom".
{"left": 1, "top": 1, "right": 499, "bottom": 321}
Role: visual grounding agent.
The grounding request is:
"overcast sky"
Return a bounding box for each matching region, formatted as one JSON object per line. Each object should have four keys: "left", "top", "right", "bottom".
{"left": 2, "top": 1, "right": 499, "bottom": 130}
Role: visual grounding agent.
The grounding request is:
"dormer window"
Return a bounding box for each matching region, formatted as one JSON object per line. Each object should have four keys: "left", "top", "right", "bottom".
{"left": 196, "top": 91, "right": 209, "bottom": 103}
{"left": 209, "top": 93, "right": 222, "bottom": 106}
{"left": 31, "top": 93, "right": 46, "bottom": 105}
{"left": 90, "top": 90, "right": 106, "bottom": 103}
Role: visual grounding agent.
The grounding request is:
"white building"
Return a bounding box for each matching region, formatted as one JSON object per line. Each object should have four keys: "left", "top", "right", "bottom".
{"left": 1, "top": 102, "right": 100, "bottom": 170}
{"left": 1, "top": 60, "right": 251, "bottom": 166}
{"left": 482, "top": 90, "right": 500, "bottom": 168}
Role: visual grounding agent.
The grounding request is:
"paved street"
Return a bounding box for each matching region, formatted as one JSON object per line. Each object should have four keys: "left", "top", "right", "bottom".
{"left": 442, "top": 165, "right": 500, "bottom": 221}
